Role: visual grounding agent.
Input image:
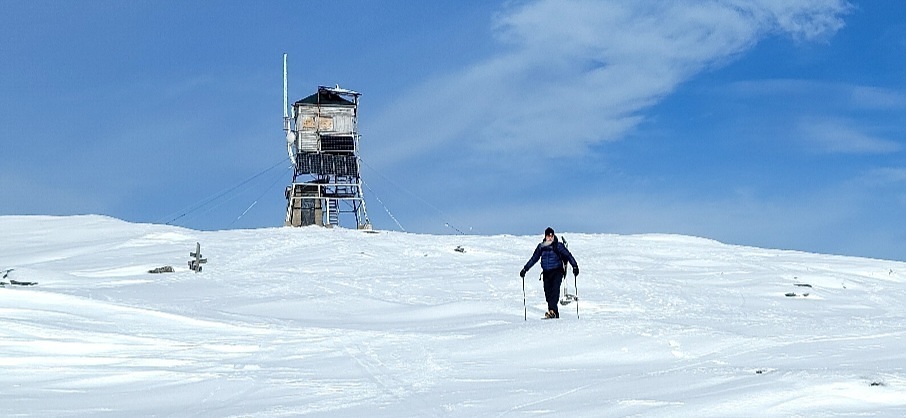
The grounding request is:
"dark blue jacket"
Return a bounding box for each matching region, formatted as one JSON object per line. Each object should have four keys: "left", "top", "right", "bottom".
{"left": 523, "top": 236, "right": 578, "bottom": 273}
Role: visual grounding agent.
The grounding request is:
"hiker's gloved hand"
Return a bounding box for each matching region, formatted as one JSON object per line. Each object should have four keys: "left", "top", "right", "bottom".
{"left": 573, "top": 267, "right": 579, "bottom": 277}
{"left": 519, "top": 269, "right": 526, "bottom": 278}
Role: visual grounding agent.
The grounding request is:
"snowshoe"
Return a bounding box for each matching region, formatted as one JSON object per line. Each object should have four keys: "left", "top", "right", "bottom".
{"left": 559, "top": 293, "right": 578, "bottom": 305}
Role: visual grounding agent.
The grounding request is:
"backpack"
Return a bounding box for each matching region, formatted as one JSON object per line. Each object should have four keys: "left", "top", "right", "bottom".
{"left": 556, "top": 237, "right": 569, "bottom": 276}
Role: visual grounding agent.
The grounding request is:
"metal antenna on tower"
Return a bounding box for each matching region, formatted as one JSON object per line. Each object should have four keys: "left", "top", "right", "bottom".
{"left": 283, "top": 54, "right": 294, "bottom": 164}
{"left": 283, "top": 53, "right": 288, "bottom": 121}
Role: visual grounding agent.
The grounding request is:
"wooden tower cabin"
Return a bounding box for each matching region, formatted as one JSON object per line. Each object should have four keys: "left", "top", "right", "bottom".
{"left": 282, "top": 58, "right": 371, "bottom": 229}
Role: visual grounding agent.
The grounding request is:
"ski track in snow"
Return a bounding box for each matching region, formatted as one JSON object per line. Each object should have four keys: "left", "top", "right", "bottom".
{"left": 1, "top": 215, "right": 906, "bottom": 416}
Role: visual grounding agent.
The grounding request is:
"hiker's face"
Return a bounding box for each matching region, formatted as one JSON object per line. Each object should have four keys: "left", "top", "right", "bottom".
{"left": 544, "top": 233, "right": 553, "bottom": 243}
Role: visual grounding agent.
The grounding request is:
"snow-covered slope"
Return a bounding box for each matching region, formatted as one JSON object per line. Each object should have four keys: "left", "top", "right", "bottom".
{"left": 2, "top": 215, "right": 905, "bottom": 417}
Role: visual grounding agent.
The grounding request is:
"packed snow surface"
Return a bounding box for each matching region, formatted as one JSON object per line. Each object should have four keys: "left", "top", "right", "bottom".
{"left": 2, "top": 215, "right": 906, "bottom": 417}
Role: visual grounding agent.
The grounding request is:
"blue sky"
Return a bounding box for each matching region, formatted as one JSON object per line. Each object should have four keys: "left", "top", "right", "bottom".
{"left": 2, "top": 1, "right": 905, "bottom": 261}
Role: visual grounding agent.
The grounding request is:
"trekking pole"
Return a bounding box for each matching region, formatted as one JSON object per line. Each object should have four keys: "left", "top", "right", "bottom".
{"left": 522, "top": 274, "right": 527, "bottom": 321}
{"left": 574, "top": 272, "right": 579, "bottom": 319}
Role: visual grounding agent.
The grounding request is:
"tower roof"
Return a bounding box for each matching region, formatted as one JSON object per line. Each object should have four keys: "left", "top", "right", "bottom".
{"left": 295, "top": 89, "right": 356, "bottom": 107}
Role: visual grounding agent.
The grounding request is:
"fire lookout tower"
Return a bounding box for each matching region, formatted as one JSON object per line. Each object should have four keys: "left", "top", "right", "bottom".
{"left": 282, "top": 60, "right": 370, "bottom": 229}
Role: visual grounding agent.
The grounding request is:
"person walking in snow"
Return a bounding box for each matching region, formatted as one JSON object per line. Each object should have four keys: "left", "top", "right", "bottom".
{"left": 520, "top": 227, "right": 579, "bottom": 319}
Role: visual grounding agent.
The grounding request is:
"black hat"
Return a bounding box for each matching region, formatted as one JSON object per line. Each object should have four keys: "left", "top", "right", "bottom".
{"left": 544, "top": 227, "right": 555, "bottom": 236}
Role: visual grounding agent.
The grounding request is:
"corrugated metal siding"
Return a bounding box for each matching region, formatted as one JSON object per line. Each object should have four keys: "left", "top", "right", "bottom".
{"left": 296, "top": 107, "right": 354, "bottom": 135}
{"left": 298, "top": 132, "right": 318, "bottom": 152}
{"left": 319, "top": 108, "right": 354, "bottom": 134}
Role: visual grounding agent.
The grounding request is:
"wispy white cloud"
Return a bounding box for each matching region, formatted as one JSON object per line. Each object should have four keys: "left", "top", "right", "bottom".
{"left": 856, "top": 167, "right": 906, "bottom": 186}
{"left": 849, "top": 85, "right": 906, "bottom": 110}
{"left": 797, "top": 117, "right": 901, "bottom": 154}
{"left": 449, "top": 186, "right": 858, "bottom": 249}
{"left": 438, "top": 176, "right": 906, "bottom": 260}
{"left": 718, "top": 79, "right": 903, "bottom": 156}
{"left": 728, "top": 79, "right": 906, "bottom": 110}
{"left": 367, "top": 0, "right": 851, "bottom": 167}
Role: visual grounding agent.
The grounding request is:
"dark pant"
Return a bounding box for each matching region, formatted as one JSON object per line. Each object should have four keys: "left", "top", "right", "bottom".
{"left": 542, "top": 268, "right": 564, "bottom": 314}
